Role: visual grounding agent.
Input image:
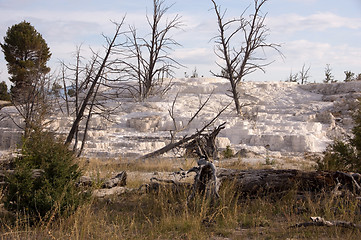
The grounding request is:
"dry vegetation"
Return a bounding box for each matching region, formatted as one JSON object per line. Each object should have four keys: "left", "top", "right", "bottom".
{"left": 1, "top": 156, "right": 361, "bottom": 239}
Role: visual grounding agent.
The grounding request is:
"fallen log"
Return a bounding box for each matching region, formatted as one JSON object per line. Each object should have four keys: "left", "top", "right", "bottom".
{"left": 291, "top": 216, "right": 361, "bottom": 229}
{"left": 152, "top": 167, "right": 361, "bottom": 200}
{"left": 217, "top": 169, "right": 361, "bottom": 197}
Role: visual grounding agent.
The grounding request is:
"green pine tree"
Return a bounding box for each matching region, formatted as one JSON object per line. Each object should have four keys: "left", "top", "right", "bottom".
{"left": 0, "top": 81, "right": 11, "bottom": 101}
{"left": 1, "top": 21, "right": 51, "bottom": 99}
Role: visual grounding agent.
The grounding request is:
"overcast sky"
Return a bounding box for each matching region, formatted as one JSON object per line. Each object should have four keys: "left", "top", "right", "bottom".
{"left": 1, "top": 0, "right": 361, "bottom": 86}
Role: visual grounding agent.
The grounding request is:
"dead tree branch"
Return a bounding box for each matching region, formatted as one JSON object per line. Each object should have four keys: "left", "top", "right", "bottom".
{"left": 140, "top": 103, "right": 230, "bottom": 159}
{"left": 291, "top": 217, "right": 361, "bottom": 229}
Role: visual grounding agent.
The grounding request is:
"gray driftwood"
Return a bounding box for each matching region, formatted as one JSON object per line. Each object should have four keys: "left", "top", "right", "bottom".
{"left": 291, "top": 217, "right": 361, "bottom": 229}
{"left": 216, "top": 169, "right": 361, "bottom": 197}
{"left": 149, "top": 168, "right": 361, "bottom": 201}
{"left": 144, "top": 158, "right": 220, "bottom": 202}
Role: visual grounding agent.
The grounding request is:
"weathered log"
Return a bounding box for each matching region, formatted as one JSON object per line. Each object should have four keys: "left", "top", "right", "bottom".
{"left": 144, "top": 159, "right": 220, "bottom": 200}
{"left": 149, "top": 167, "right": 361, "bottom": 200}
{"left": 216, "top": 169, "right": 361, "bottom": 197}
{"left": 291, "top": 216, "right": 361, "bottom": 229}
{"left": 188, "top": 158, "right": 220, "bottom": 201}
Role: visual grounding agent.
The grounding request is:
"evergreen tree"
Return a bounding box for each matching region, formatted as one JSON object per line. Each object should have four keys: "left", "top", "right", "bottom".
{"left": 0, "top": 81, "right": 10, "bottom": 101}
{"left": 1, "top": 21, "right": 51, "bottom": 98}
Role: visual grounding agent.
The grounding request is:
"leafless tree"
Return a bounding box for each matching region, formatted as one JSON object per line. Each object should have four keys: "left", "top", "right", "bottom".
{"left": 324, "top": 64, "right": 336, "bottom": 83}
{"left": 210, "top": 0, "right": 282, "bottom": 115}
{"left": 60, "top": 45, "right": 98, "bottom": 152}
{"left": 9, "top": 62, "right": 54, "bottom": 138}
{"left": 286, "top": 71, "right": 298, "bottom": 83}
{"left": 299, "top": 63, "right": 311, "bottom": 85}
{"left": 120, "top": 0, "right": 183, "bottom": 101}
{"left": 64, "top": 20, "right": 126, "bottom": 148}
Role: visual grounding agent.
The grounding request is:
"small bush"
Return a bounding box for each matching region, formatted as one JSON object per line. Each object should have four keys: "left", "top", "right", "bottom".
{"left": 317, "top": 140, "right": 359, "bottom": 172}
{"left": 222, "top": 145, "right": 234, "bottom": 159}
{"left": 0, "top": 81, "right": 11, "bottom": 101}
{"left": 317, "top": 102, "right": 361, "bottom": 172}
{"left": 4, "top": 130, "right": 88, "bottom": 223}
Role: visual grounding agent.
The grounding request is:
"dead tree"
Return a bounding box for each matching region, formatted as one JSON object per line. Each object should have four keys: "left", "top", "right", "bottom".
{"left": 121, "top": 0, "right": 183, "bottom": 101}
{"left": 61, "top": 45, "right": 92, "bottom": 151}
{"left": 184, "top": 122, "right": 226, "bottom": 159}
{"left": 150, "top": 167, "right": 361, "bottom": 204}
{"left": 210, "top": 0, "right": 282, "bottom": 115}
{"left": 168, "top": 91, "right": 215, "bottom": 155}
{"left": 65, "top": 20, "right": 126, "bottom": 146}
{"left": 299, "top": 63, "right": 311, "bottom": 85}
{"left": 291, "top": 217, "right": 361, "bottom": 230}
{"left": 140, "top": 103, "right": 230, "bottom": 159}
{"left": 187, "top": 157, "right": 220, "bottom": 202}
{"left": 9, "top": 69, "right": 53, "bottom": 138}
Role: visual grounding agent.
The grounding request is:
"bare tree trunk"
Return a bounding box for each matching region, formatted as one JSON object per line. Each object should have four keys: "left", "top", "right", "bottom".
{"left": 150, "top": 168, "right": 361, "bottom": 202}
{"left": 122, "top": 0, "right": 182, "bottom": 101}
{"left": 77, "top": 82, "right": 101, "bottom": 157}
{"left": 184, "top": 122, "right": 226, "bottom": 159}
{"left": 230, "top": 81, "right": 241, "bottom": 115}
{"left": 61, "top": 63, "right": 70, "bottom": 116}
{"left": 210, "top": 0, "right": 282, "bottom": 115}
{"left": 65, "top": 21, "right": 125, "bottom": 146}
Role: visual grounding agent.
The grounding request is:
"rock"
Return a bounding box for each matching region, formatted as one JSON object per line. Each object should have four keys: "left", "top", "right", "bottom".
{"left": 127, "top": 115, "right": 161, "bottom": 132}
{"left": 93, "top": 186, "right": 127, "bottom": 198}
{"left": 216, "top": 137, "right": 231, "bottom": 149}
{"left": 102, "top": 171, "right": 127, "bottom": 188}
{"left": 315, "top": 111, "right": 335, "bottom": 125}
{"left": 77, "top": 176, "right": 93, "bottom": 187}
{"left": 235, "top": 148, "right": 255, "bottom": 158}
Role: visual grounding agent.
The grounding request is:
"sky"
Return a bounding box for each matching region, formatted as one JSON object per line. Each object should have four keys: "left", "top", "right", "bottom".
{"left": 0, "top": 0, "right": 361, "bottom": 87}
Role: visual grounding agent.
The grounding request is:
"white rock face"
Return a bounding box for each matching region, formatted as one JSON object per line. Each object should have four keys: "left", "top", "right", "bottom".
{"left": 1, "top": 79, "right": 360, "bottom": 157}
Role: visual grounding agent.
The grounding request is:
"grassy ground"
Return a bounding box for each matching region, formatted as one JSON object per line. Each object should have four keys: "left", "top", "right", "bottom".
{"left": 1, "top": 156, "right": 361, "bottom": 239}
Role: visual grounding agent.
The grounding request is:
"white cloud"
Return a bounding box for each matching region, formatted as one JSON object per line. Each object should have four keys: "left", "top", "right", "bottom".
{"left": 268, "top": 12, "right": 361, "bottom": 34}
{"left": 1, "top": 1, "right": 360, "bottom": 84}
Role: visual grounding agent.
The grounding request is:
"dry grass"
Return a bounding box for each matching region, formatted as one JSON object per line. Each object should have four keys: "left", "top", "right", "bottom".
{"left": 2, "top": 183, "right": 361, "bottom": 239}
{"left": 1, "top": 156, "right": 361, "bottom": 239}
{"left": 80, "top": 157, "right": 197, "bottom": 188}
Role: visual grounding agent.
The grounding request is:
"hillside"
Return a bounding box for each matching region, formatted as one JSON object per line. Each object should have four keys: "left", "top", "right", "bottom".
{"left": 1, "top": 78, "right": 360, "bottom": 158}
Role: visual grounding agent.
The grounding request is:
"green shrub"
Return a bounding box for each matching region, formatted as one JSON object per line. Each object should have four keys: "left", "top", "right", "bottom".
{"left": 222, "top": 145, "right": 234, "bottom": 159}
{"left": 0, "top": 81, "right": 11, "bottom": 101}
{"left": 317, "top": 102, "right": 361, "bottom": 172}
{"left": 317, "top": 140, "right": 359, "bottom": 172}
{"left": 4, "top": 130, "right": 88, "bottom": 222}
